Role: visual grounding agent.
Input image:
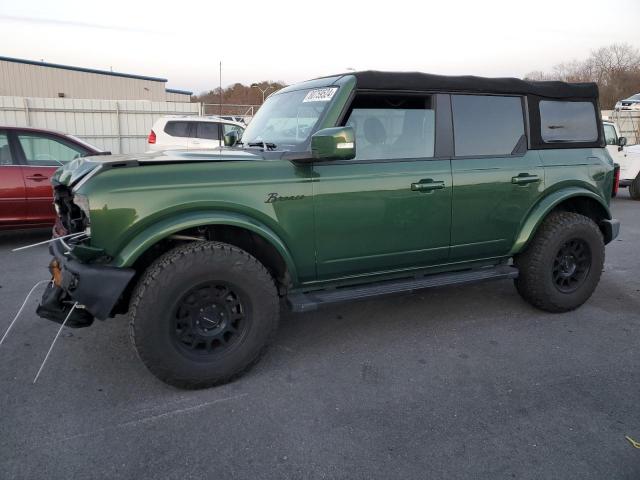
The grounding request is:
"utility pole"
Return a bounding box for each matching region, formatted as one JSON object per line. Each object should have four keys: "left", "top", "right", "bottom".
{"left": 251, "top": 84, "right": 274, "bottom": 104}
{"left": 219, "top": 61, "right": 222, "bottom": 117}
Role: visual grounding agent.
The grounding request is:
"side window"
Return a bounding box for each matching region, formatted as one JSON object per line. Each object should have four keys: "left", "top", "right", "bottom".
{"left": 344, "top": 94, "right": 435, "bottom": 161}
{"left": 452, "top": 95, "right": 525, "bottom": 157}
{"left": 197, "top": 122, "right": 220, "bottom": 140}
{"left": 0, "top": 133, "right": 12, "bottom": 165}
{"left": 17, "top": 134, "right": 86, "bottom": 166}
{"left": 539, "top": 101, "right": 598, "bottom": 143}
{"left": 603, "top": 124, "right": 618, "bottom": 146}
{"left": 164, "top": 121, "right": 192, "bottom": 138}
{"left": 223, "top": 123, "right": 244, "bottom": 136}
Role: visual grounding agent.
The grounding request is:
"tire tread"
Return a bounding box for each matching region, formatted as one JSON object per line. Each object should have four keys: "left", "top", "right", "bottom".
{"left": 128, "top": 241, "right": 278, "bottom": 389}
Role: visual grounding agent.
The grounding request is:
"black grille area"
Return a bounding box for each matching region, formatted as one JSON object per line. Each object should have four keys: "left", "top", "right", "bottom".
{"left": 53, "top": 186, "right": 88, "bottom": 234}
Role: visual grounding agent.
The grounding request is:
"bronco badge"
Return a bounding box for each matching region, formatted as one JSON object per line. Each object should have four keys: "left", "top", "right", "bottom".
{"left": 265, "top": 193, "right": 305, "bottom": 203}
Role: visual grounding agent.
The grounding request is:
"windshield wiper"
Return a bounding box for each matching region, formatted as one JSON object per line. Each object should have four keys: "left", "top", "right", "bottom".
{"left": 247, "top": 141, "right": 277, "bottom": 150}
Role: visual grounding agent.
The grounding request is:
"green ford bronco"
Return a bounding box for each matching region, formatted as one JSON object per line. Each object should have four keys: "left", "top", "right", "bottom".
{"left": 38, "top": 71, "right": 619, "bottom": 388}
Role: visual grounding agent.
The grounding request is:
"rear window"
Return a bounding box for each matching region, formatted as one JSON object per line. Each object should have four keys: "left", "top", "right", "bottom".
{"left": 452, "top": 95, "right": 525, "bottom": 156}
{"left": 164, "top": 121, "right": 192, "bottom": 138}
{"left": 539, "top": 101, "right": 598, "bottom": 143}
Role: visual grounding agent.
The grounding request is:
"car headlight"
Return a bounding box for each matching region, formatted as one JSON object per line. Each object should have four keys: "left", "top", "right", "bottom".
{"left": 73, "top": 194, "right": 91, "bottom": 224}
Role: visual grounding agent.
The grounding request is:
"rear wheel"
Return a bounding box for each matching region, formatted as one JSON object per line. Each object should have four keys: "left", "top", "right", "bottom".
{"left": 129, "top": 241, "right": 279, "bottom": 389}
{"left": 514, "top": 211, "right": 604, "bottom": 313}
{"left": 629, "top": 175, "right": 640, "bottom": 200}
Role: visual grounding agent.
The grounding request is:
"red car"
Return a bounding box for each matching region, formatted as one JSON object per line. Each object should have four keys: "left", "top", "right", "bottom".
{"left": 0, "top": 127, "right": 106, "bottom": 230}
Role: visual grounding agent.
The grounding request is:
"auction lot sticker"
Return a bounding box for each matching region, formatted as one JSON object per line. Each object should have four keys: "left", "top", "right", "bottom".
{"left": 303, "top": 88, "right": 338, "bottom": 102}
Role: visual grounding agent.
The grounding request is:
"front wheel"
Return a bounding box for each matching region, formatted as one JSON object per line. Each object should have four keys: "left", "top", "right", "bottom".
{"left": 514, "top": 211, "right": 605, "bottom": 313}
{"left": 129, "top": 241, "right": 279, "bottom": 389}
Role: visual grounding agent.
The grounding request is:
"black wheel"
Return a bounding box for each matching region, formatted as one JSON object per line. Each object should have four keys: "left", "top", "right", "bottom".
{"left": 629, "top": 176, "right": 640, "bottom": 200}
{"left": 129, "top": 241, "right": 279, "bottom": 389}
{"left": 514, "top": 211, "right": 604, "bottom": 313}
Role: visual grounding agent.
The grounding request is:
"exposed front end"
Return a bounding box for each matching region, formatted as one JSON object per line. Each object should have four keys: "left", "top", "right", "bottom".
{"left": 36, "top": 182, "right": 135, "bottom": 327}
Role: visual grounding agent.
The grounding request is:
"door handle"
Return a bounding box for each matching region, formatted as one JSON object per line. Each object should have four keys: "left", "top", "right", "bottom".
{"left": 511, "top": 173, "right": 540, "bottom": 185}
{"left": 26, "top": 174, "right": 48, "bottom": 181}
{"left": 411, "top": 179, "right": 445, "bottom": 192}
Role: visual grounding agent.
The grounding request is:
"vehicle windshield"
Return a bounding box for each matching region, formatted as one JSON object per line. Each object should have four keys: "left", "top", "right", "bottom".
{"left": 629, "top": 94, "right": 640, "bottom": 101}
{"left": 241, "top": 87, "right": 337, "bottom": 149}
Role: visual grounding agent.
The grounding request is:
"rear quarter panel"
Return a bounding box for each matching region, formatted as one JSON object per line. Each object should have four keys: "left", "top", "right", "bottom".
{"left": 509, "top": 147, "right": 614, "bottom": 254}
{"left": 539, "top": 148, "right": 614, "bottom": 203}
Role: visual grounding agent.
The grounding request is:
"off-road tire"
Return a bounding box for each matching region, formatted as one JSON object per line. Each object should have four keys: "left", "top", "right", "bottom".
{"left": 129, "top": 241, "right": 279, "bottom": 389}
{"left": 629, "top": 176, "right": 640, "bottom": 200}
{"left": 514, "top": 211, "right": 604, "bottom": 313}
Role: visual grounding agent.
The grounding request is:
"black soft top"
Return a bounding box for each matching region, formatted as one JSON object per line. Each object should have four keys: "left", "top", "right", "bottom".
{"left": 349, "top": 70, "right": 598, "bottom": 99}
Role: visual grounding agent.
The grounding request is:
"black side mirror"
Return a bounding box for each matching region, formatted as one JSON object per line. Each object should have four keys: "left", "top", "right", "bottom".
{"left": 618, "top": 136, "right": 627, "bottom": 150}
{"left": 311, "top": 126, "right": 356, "bottom": 160}
{"left": 223, "top": 130, "right": 240, "bottom": 147}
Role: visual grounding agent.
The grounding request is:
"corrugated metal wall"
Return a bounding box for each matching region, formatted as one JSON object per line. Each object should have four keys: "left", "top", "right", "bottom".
{"left": 0, "top": 96, "right": 201, "bottom": 154}
{"left": 0, "top": 60, "right": 191, "bottom": 102}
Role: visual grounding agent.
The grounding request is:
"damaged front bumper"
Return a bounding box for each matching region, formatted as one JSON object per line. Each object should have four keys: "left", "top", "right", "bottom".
{"left": 37, "top": 239, "right": 135, "bottom": 328}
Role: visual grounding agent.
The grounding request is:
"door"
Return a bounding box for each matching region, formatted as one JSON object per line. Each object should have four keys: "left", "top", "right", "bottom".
{"left": 0, "top": 131, "right": 27, "bottom": 226}
{"left": 14, "top": 131, "right": 89, "bottom": 223}
{"left": 604, "top": 122, "right": 633, "bottom": 180}
{"left": 162, "top": 121, "right": 192, "bottom": 149}
{"left": 190, "top": 122, "right": 221, "bottom": 149}
{"left": 449, "top": 94, "right": 544, "bottom": 261}
{"left": 313, "top": 92, "right": 452, "bottom": 280}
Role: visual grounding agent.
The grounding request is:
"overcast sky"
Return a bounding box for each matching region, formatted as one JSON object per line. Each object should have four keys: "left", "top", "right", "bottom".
{"left": 1, "top": 0, "right": 638, "bottom": 94}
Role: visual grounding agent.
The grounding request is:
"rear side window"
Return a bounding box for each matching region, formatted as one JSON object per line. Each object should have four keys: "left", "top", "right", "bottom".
{"left": 164, "top": 121, "right": 192, "bottom": 138}
{"left": 196, "top": 122, "right": 220, "bottom": 140}
{"left": 452, "top": 95, "right": 525, "bottom": 157}
{"left": 539, "top": 101, "right": 598, "bottom": 143}
{"left": 0, "top": 133, "right": 12, "bottom": 165}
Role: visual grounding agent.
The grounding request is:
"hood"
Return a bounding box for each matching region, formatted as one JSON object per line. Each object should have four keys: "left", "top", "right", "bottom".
{"left": 52, "top": 148, "right": 267, "bottom": 187}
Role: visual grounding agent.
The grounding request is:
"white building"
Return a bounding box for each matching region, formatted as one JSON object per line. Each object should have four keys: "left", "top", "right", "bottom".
{"left": 0, "top": 55, "right": 192, "bottom": 102}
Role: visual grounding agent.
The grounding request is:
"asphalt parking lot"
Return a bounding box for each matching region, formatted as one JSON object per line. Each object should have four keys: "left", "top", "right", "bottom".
{"left": 1, "top": 191, "right": 639, "bottom": 480}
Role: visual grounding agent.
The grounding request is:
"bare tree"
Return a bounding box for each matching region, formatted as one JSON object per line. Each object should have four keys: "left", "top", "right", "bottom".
{"left": 523, "top": 43, "right": 640, "bottom": 108}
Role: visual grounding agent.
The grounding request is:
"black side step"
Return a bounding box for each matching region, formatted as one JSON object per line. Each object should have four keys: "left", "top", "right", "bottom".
{"left": 287, "top": 265, "right": 518, "bottom": 313}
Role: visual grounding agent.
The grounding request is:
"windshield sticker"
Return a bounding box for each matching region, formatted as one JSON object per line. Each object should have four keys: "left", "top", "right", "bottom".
{"left": 303, "top": 88, "right": 337, "bottom": 103}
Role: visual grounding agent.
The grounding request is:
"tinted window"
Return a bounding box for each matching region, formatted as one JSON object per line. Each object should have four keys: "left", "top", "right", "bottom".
{"left": 452, "top": 95, "right": 524, "bottom": 156}
{"left": 17, "top": 134, "right": 86, "bottom": 166}
{"left": 164, "top": 121, "right": 192, "bottom": 138}
{"left": 539, "top": 101, "right": 598, "bottom": 143}
{"left": 197, "top": 122, "right": 220, "bottom": 140}
{"left": 345, "top": 94, "right": 435, "bottom": 161}
{"left": 603, "top": 124, "right": 618, "bottom": 145}
{"left": 0, "top": 133, "right": 12, "bottom": 165}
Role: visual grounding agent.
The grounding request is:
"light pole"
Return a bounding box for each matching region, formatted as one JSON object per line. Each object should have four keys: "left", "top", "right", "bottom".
{"left": 251, "top": 84, "right": 275, "bottom": 104}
